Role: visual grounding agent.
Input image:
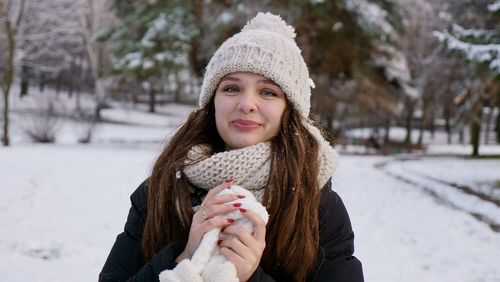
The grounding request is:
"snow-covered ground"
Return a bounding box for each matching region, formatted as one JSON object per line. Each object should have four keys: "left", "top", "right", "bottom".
{"left": 336, "top": 155, "right": 500, "bottom": 282}
{"left": 1, "top": 91, "right": 500, "bottom": 281}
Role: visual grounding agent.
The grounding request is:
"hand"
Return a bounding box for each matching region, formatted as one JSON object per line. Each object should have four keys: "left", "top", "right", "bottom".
{"left": 176, "top": 179, "right": 242, "bottom": 262}
{"left": 218, "top": 208, "right": 267, "bottom": 282}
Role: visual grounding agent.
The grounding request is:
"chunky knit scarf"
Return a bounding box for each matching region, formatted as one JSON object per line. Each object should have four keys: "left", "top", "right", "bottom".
{"left": 183, "top": 122, "right": 338, "bottom": 202}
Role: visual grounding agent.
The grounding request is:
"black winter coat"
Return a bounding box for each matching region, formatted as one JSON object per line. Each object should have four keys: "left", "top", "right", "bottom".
{"left": 99, "top": 180, "right": 363, "bottom": 281}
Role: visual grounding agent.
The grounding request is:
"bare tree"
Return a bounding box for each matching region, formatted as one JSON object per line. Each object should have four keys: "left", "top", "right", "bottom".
{"left": 398, "top": 0, "right": 445, "bottom": 145}
{"left": 0, "top": 0, "right": 26, "bottom": 146}
{"left": 1, "top": 0, "right": 95, "bottom": 146}
{"left": 78, "top": 0, "right": 115, "bottom": 121}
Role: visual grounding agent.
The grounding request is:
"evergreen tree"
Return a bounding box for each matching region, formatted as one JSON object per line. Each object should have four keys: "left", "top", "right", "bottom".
{"left": 96, "top": 0, "right": 199, "bottom": 108}
{"left": 434, "top": 0, "right": 500, "bottom": 156}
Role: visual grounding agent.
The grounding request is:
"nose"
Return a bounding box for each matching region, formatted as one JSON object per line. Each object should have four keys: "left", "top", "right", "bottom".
{"left": 237, "top": 89, "right": 257, "bottom": 113}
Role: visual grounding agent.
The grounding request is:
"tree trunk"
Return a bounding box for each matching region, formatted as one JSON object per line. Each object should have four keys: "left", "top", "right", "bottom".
{"left": 190, "top": 0, "right": 204, "bottom": 77}
{"left": 149, "top": 87, "right": 156, "bottom": 113}
{"left": 76, "top": 88, "right": 81, "bottom": 112}
{"left": 56, "top": 72, "right": 62, "bottom": 95}
{"left": 76, "top": 59, "right": 83, "bottom": 112}
{"left": 445, "top": 114, "right": 452, "bottom": 144}
{"left": 2, "top": 88, "right": 9, "bottom": 146}
{"left": 384, "top": 118, "right": 391, "bottom": 144}
{"left": 1, "top": 4, "right": 15, "bottom": 146}
{"left": 20, "top": 64, "right": 29, "bottom": 97}
{"left": 470, "top": 110, "right": 482, "bottom": 157}
{"left": 430, "top": 114, "right": 435, "bottom": 140}
{"left": 496, "top": 106, "right": 500, "bottom": 143}
{"left": 404, "top": 102, "right": 414, "bottom": 145}
{"left": 418, "top": 96, "right": 430, "bottom": 145}
{"left": 174, "top": 72, "right": 182, "bottom": 103}
{"left": 94, "top": 79, "right": 105, "bottom": 121}
{"left": 417, "top": 111, "right": 426, "bottom": 146}
{"left": 484, "top": 106, "right": 492, "bottom": 145}
{"left": 39, "top": 73, "right": 45, "bottom": 92}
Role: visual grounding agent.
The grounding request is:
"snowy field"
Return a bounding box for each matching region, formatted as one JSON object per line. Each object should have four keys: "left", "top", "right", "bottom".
{"left": 1, "top": 94, "right": 500, "bottom": 281}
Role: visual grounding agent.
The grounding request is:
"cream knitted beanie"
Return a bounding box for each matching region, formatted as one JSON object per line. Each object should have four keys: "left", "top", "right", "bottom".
{"left": 198, "top": 12, "right": 315, "bottom": 118}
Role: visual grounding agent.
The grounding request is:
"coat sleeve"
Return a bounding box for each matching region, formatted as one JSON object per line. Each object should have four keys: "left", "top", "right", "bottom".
{"left": 99, "top": 181, "right": 187, "bottom": 282}
{"left": 310, "top": 183, "right": 364, "bottom": 282}
{"left": 248, "top": 267, "right": 276, "bottom": 282}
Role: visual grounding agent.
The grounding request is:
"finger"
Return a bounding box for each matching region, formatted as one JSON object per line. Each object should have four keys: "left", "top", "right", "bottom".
{"left": 210, "top": 193, "right": 244, "bottom": 205}
{"left": 220, "top": 238, "right": 247, "bottom": 260}
{"left": 239, "top": 209, "right": 266, "bottom": 242}
{"left": 219, "top": 241, "right": 245, "bottom": 265}
{"left": 221, "top": 224, "right": 254, "bottom": 247}
{"left": 197, "top": 217, "right": 234, "bottom": 234}
{"left": 219, "top": 247, "right": 246, "bottom": 276}
{"left": 205, "top": 179, "right": 234, "bottom": 198}
{"left": 204, "top": 201, "right": 242, "bottom": 218}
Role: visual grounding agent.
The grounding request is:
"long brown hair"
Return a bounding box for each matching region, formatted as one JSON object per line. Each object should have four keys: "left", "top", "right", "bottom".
{"left": 143, "top": 98, "right": 321, "bottom": 281}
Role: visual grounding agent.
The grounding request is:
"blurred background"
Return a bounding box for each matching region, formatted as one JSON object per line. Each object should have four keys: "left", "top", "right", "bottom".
{"left": 0, "top": 0, "right": 499, "bottom": 281}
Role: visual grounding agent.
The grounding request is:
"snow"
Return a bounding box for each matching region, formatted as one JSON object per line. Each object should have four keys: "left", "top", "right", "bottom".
{"left": 346, "top": 0, "right": 398, "bottom": 41}
{"left": 1, "top": 93, "right": 500, "bottom": 281}
{"left": 336, "top": 155, "right": 500, "bottom": 282}
{"left": 141, "top": 13, "right": 169, "bottom": 48}
{"left": 0, "top": 143, "right": 158, "bottom": 282}
{"left": 118, "top": 51, "right": 143, "bottom": 69}
{"left": 392, "top": 157, "right": 500, "bottom": 201}
{"left": 434, "top": 19, "right": 500, "bottom": 73}
{"left": 451, "top": 24, "right": 495, "bottom": 40}
{"left": 488, "top": 1, "right": 500, "bottom": 12}
{"left": 382, "top": 158, "right": 500, "bottom": 230}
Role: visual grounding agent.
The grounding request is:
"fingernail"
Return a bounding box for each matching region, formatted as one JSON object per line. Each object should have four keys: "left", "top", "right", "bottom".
{"left": 217, "top": 240, "right": 222, "bottom": 245}
{"left": 227, "top": 218, "right": 234, "bottom": 223}
{"left": 233, "top": 203, "right": 242, "bottom": 207}
{"left": 225, "top": 178, "right": 234, "bottom": 183}
{"left": 237, "top": 195, "right": 245, "bottom": 199}
{"left": 239, "top": 208, "right": 247, "bottom": 213}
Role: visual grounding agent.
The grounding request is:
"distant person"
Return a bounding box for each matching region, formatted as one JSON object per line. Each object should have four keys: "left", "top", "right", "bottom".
{"left": 99, "top": 12, "right": 363, "bottom": 282}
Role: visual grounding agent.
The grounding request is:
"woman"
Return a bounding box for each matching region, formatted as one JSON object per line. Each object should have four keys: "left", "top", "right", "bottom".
{"left": 100, "top": 12, "right": 363, "bottom": 282}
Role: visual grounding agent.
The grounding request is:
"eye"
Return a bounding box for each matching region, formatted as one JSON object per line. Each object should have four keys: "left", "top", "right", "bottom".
{"left": 223, "top": 85, "right": 239, "bottom": 93}
{"left": 261, "top": 89, "right": 278, "bottom": 97}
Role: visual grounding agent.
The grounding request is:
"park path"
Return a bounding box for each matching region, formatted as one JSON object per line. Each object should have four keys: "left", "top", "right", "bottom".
{"left": 334, "top": 155, "right": 500, "bottom": 282}
{"left": 377, "top": 156, "right": 500, "bottom": 232}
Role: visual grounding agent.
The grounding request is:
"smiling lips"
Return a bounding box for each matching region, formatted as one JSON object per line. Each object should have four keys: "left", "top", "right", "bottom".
{"left": 232, "top": 119, "right": 262, "bottom": 130}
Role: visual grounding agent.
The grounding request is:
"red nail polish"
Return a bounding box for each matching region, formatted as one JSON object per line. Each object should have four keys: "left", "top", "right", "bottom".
{"left": 225, "top": 178, "right": 234, "bottom": 183}
{"left": 237, "top": 195, "right": 245, "bottom": 199}
{"left": 227, "top": 218, "right": 234, "bottom": 223}
{"left": 239, "top": 208, "right": 247, "bottom": 213}
{"left": 217, "top": 240, "right": 222, "bottom": 245}
{"left": 233, "top": 203, "right": 242, "bottom": 207}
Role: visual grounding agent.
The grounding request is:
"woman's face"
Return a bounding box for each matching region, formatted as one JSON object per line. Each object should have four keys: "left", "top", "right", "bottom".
{"left": 214, "top": 72, "right": 287, "bottom": 149}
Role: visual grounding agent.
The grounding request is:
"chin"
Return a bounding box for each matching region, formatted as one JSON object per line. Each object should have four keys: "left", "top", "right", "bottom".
{"left": 229, "top": 138, "right": 260, "bottom": 149}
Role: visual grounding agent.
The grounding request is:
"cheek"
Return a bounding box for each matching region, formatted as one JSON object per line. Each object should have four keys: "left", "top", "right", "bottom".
{"left": 214, "top": 107, "right": 226, "bottom": 135}
{"left": 268, "top": 106, "right": 286, "bottom": 133}
{"left": 214, "top": 95, "right": 231, "bottom": 137}
{"left": 214, "top": 94, "right": 232, "bottom": 117}
{"left": 214, "top": 95, "right": 224, "bottom": 122}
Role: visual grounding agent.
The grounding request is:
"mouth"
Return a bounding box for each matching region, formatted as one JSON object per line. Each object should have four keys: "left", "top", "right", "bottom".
{"left": 231, "top": 119, "right": 262, "bottom": 130}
